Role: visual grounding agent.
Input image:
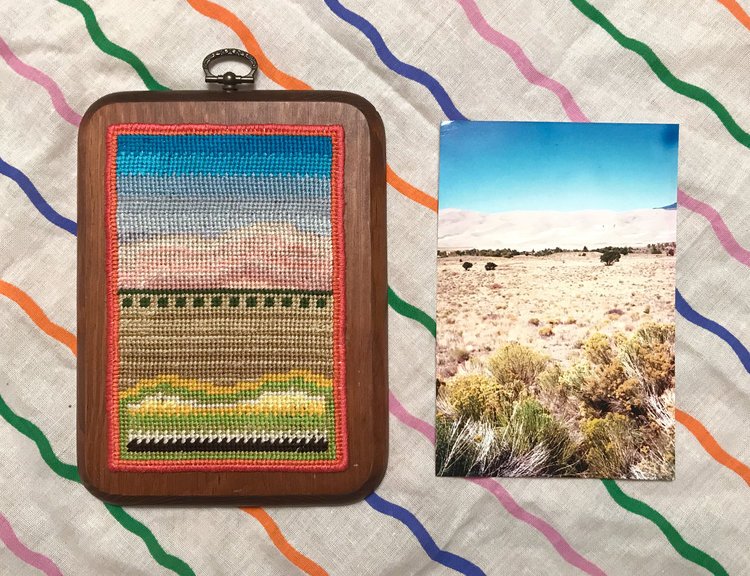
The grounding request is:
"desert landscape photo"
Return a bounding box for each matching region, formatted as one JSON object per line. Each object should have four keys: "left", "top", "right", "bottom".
{"left": 436, "top": 121, "right": 678, "bottom": 479}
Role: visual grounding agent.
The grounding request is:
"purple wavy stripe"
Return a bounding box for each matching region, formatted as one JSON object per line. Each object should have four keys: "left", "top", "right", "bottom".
{"left": 388, "top": 391, "right": 607, "bottom": 575}
{"left": 456, "top": 0, "right": 750, "bottom": 271}
{"left": 0, "top": 36, "right": 82, "bottom": 127}
{"left": 0, "top": 512, "right": 63, "bottom": 576}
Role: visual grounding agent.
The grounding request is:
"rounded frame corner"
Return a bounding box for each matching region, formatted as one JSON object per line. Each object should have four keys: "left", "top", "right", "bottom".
{"left": 76, "top": 453, "right": 123, "bottom": 505}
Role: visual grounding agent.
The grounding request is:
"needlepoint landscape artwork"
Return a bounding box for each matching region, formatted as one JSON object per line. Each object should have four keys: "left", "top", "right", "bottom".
{"left": 105, "top": 124, "right": 347, "bottom": 472}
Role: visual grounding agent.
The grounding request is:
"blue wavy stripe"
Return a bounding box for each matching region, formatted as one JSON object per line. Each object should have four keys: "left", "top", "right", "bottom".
{"left": 322, "top": 0, "right": 467, "bottom": 121}
{"left": 365, "top": 493, "right": 486, "bottom": 575}
{"left": 0, "top": 156, "right": 77, "bottom": 236}
{"left": 676, "top": 289, "right": 750, "bottom": 373}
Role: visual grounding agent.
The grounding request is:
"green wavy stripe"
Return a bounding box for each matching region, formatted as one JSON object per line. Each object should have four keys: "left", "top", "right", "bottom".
{"left": 601, "top": 480, "right": 728, "bottom": 575}
{"left": 0, "top": 395, "right": 195, "bottom": 576}
{"left": 387, "top": 286, "right": 436, "bottom": 337}
{"left": 568, "top": 0, "right": 750, "bottom": 149}
{"left": 55, "top": 0, "right": 168, "bottom": 91}
{"left": 0, "top": 395, "right": 79, "bottom": 482}
{"left": 103, "top": 505, "right": 194, "bottom": 574}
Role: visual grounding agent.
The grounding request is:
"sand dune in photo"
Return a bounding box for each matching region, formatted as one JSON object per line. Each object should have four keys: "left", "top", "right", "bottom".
{"left": 438, "top": 208, "right": 677, "bottom": 251}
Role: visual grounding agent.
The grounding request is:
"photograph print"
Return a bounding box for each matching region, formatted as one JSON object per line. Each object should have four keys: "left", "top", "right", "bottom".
{"left": 436, "top": 121, "right": 678, "bottom": 480}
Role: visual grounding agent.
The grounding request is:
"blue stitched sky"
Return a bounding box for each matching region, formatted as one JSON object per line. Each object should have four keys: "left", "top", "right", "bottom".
{"left": 116, "top": 134, "right": 333, "bottom": 177}
{"left": 439, "top": 121, "right": 679, "bottom": 212}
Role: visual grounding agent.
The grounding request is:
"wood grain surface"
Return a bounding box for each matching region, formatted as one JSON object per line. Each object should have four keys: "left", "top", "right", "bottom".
{"left": 77, "top": 90, "right": 387, "bottom": 504}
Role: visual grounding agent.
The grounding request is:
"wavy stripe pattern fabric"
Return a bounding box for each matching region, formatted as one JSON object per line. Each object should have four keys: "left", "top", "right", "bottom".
{"left": 0, "top": 1, "right": 748, "bottom": 574}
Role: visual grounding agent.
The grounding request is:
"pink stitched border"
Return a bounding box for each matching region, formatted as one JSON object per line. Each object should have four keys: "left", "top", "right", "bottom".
{"left": 105, "top": 123, "right": 348, "bottom": 472}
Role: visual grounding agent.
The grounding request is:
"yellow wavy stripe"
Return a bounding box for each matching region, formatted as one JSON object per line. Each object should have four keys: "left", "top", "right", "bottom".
{"left": 126, "top": 394, "right": 326, "bottom": 417}
{"left": 120, "top": 371, "right": 333, "bottom": 399}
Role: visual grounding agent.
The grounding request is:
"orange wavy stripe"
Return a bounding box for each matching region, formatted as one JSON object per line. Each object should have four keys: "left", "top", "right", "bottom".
{"left": 0, "top": 279, "right": 77, "bottom": 356}
{"left": 716, "top": 0, "right": 750, "bottom": 31}
{"left": 184, "top": 0, "right": 438, "bottom": 213}
{"left": 386, "top": 165, "right": 438, "bottom": 211}
{"left": 185, "top": 0, "right": 310, "bottom": 90}
{"left": 242, "top": 508, "right": 329, "bottom": 576}
{"left": 676, "top": 408, "right": 750, "bottom": 487}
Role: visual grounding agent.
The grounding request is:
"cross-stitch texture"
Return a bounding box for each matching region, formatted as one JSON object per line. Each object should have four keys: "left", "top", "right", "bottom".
{"left": 105, "top": 124, "right": 347, "bottom": 472}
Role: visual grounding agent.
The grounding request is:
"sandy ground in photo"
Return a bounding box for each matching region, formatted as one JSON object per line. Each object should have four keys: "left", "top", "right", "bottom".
{"left": 436, "top": 252, "right": 675, "bottom": 381}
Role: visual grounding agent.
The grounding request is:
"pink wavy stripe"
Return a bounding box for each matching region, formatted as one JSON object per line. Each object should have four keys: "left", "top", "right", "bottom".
{"left": 0, "top": 513, "right": 63, "bottom": 576}
{"left": 457, "top": 0, "right": 750, "bottom": 271}
{"left": 677, "top": 188, "right": 750, "bottom": 266}
{"left": 388, "top": 391, "right": 435, "bottom": 442}
{"left": 388, "top": 391, "right": 607, "bottom": 576}
{"left": 455, "top": 0, "right": 589, "bottom": 123}
{"left": 0, "top": 36, "right": 81, "bottom": 127}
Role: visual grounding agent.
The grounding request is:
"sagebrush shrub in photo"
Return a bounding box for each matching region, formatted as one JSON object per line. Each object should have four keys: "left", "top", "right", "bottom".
{"left": 581, "top": 413, "right": 640, "bottom": 477}
{"left": 488, "top": 343, "right": 548, "bottom": 388}
{"left": 436, "top": 324, "right": 675, "bottom": 478}
{"left": 446, "top": 373, "right": 507, "bottom": 421}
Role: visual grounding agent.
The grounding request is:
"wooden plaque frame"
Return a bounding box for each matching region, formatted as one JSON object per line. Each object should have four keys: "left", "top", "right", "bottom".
{"left": 77, "top": 91, "right": 387, "bottom": 504}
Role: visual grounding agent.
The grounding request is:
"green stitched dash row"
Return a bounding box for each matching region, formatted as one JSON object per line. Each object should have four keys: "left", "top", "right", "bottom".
{"left": 120, "top": 294, "right": 330, "bottom": 310}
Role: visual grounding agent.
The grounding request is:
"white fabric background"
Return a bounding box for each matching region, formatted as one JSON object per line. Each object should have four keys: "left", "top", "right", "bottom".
{"left": 1, "top": 0, "right": 748, "bottom": 574}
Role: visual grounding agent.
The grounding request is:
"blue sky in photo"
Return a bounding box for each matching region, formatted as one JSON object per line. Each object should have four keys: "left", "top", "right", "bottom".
{"left": 438, "top": 121, "right": 679, "bottom": 212}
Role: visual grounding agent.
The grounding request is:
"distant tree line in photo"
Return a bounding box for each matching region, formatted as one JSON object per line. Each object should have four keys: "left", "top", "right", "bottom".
{"left": 438, "top": 242, "right": 675, "bottom": 260}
